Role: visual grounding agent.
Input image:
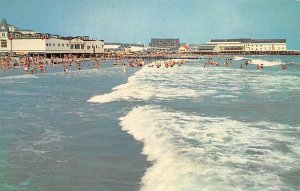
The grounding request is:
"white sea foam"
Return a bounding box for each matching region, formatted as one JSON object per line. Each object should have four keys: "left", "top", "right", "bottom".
{"left": 233, "top": 57, "right": 286, "bottom": 67}
{"left": 120, "top": 105, "right": 300, "bottom": 191}
{"left": 88, "top": 62, "right": 207, "bottom": 103}
{"left": 88, "top": 60, "right": 300, "bottom": 190}
{"left": 250, "top": 59, "right": 283, "bottom": 66}
{"left": 16, "top": 129, "right": 67, "bottom": 154}
{"left": 233, "top": 56, "right": 245, "bottom": 61}
{"left": 88, "top": 60, "right": 300, "bottom": 104}
{"left": 32, "top": 129, "right": 67, "bottom": 146}
{"left": 0, "top": 75, "right": 39, "bottom": 80}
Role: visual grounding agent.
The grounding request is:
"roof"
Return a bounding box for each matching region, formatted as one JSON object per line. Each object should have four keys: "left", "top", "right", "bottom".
{"left": 210, "top": 38, "right": 251, "bottom": 43}
{"left": 180, "top": 45, "right": 190, "bottom": 49}
{"left": 105, "top": 43, "right": 144, "bottom": 48}
{"left": 0, "top": 28, "right": 8, "bottom": 32}
{"left": 105, "top": 42, "right": 121, "bottom": 45}
{"left": 151, "top": 38, "right": 180, "bottom": 41}
{"left": 251, "top": 39, "right": 286, "bottom": 43}
{"left": 17, "top": 29, "right": 34, "bottom": 32}
{"left": 1, "top": 18, "right": 7, "bottom": 27}
{"left": 0, "top": 18, "right": 8, "bottom": 32}
{"left": 210, "top": 38, "right": 286, "bottom": 43}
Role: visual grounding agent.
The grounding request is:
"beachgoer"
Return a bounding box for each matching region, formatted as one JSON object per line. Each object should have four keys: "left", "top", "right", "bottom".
{"left": 129, "top": 59, "right": 134, "bottom": 67}
{"left": 24, "top": 64, "right": 28, "bottom": 74}
{"left": 64, "top": 65, "right": 68, "bottom": 73}
{"left": 256, "top": 64, "right": 260, "bottom": 70}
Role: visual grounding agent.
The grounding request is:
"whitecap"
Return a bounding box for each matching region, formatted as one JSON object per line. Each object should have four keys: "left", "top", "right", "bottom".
{"left": 0, "top": 75, "right": 39, "bottom": 80}
{"left": 233, "top": 56, "right": 245, "bottom": 61}
{"left": 250, "top": 58, "right": 283, "bottom": 67}
{"left": 120, "top": 105, "right": 300, "bottom": 191}
{"left": 88, "top": 61, "right": 204, "bottom": 103}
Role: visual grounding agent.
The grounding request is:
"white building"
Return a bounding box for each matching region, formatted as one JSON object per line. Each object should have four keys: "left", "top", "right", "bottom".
{"left": 104, "top": 43, "right": 121, "bottom": 52}
{"left": 127, "top": 45, "right": 145, "bottom": 52}
{"left": 178, "top": 44, "right": 190, "bottom": 53}
{"left": 84, "top": 39, "right": 104, "bottom": 54}
{"left": 0, "top": 18, "right": 104, "bottom": 55}
{"left": 208, "top": 38, "right": 287, "bottom": 53}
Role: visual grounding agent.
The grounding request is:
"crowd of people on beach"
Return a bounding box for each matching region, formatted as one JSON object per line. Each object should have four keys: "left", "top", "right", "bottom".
{"left": 1, "top": 53, "right": 186, "bottom": 76}
{"left": 0, "top": 54, "right": 106, "bottom": 74}
{"left": 112, "top": 57, "right": 186, "bottom": 69}
{"left": 62, "top": 55, "right": 104, "bottom": 74}
{"left": 0, "top": 54, "right": 294, "bottom": 76}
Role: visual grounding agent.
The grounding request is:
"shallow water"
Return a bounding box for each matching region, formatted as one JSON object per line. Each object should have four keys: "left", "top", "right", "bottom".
{"left": 90, "top": 55, "right": 300, "bottom": 191}
{"left": 1, "top": 56, "right": 300, "bottom": 191}
{"left": 0, "top": 61, "right": 146, "bottom": 191}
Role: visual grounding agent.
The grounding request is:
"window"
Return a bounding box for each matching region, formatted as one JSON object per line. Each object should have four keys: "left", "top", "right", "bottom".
{"left": 71, "top": 44, "right": 74, "bottom": 49}
{"left": 1, "top": 40, "right": 7, "bottom": 48}
{"left": 46, "top": 43, "right": 49, "bottom": 46}
{"left": 49, "top": 43, "right": 51, "bottom": 46}
{"left": 67, "top": 44, "right": 69, "bottom": 46}
{"left": 87, "top": 46, "right": 90, "bottom": 50}
{"left": 81, "top": 45, "right": 84, "bottom": 49}
{"left": 58, "top": 43, "right": 60, "bottom": 47}
{"left": 62, "top": 44, "right": 64, "bottom": 47}
{"left": 53, "top": 43, "right": 55, "bottom": 46}
{"left": 75, "top": 44, "right": 80, "bottom": 49}
{"left": 2, "top": 33, "right": 5, "bottom": 37}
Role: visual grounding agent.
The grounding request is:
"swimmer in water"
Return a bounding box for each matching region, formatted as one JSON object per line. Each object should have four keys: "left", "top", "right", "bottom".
{"left": 24, "top": 64, "right": 28, "bottom": 74}
{"left": 63, "top": 65, "right": 68, "bottom": 73}
{"left": 256, "top": 64, "right": 260, "bottom": 70}
{"left": 123, "top": 63, "right": 126, "bottom": 72}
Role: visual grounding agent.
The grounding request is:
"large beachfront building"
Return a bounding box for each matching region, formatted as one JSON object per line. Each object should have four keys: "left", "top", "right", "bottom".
{"left": 0, "top": 18, "right": 104, "bottom": 56}
{"left": 150, "top": 38, "right": 180, "bottom": 49}
{"left": 203, "top": 38, "right": 287, "bottom": 54}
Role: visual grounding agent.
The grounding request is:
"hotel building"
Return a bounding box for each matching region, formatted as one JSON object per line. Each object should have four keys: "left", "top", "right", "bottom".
{"left": 150, "top": 38, "right": 180, "bottom": 49}
{"left": 205, "top": 38, "right": 287, "bottom": 54}
{"left": 0, "top": 18, "right": 104, "bottom": 56}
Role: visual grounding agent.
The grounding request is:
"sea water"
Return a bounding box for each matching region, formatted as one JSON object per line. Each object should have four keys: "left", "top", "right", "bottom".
{"left": 1, "top": 56, "right": 300, "bottom": 191}
{"left": 0, "top": 61, "right": 146, "bottom": 191}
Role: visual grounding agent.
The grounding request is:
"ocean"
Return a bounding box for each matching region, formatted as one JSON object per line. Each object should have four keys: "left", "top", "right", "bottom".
{"left": 0, "top": 56, "right": 300, "bottom": 191}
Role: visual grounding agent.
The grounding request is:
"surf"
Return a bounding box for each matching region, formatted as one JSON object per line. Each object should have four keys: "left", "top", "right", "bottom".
{"left": 120, "top": 105, "right": 300, "bottom": 191}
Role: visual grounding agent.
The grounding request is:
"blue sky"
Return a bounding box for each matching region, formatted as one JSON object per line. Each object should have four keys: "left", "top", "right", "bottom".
{"left": 0, "top": 0, "right": 299, "bottom": 49}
